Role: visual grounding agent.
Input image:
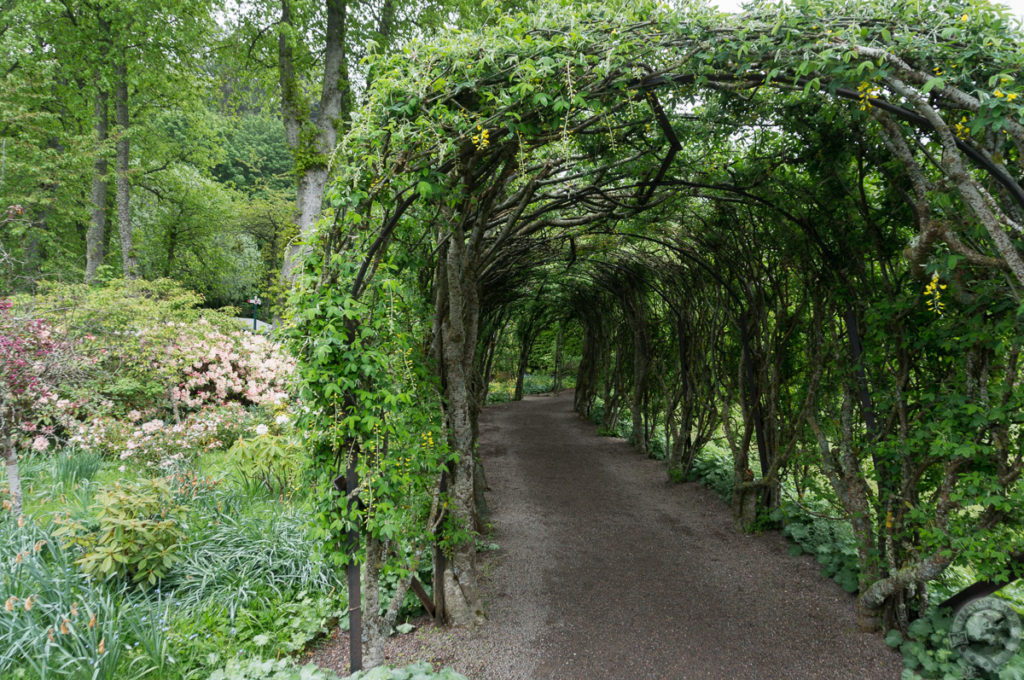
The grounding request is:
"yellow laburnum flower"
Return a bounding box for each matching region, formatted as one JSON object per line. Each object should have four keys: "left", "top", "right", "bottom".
{"left": 924, "top": 272, "right": 946, "bottom": 315}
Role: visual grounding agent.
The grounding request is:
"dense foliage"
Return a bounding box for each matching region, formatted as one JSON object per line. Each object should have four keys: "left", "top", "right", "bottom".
{"left": 291, "top": 2, "right": 1024, "bottom": 672}
{"left": 7, "top": 0, "right": 1024, "bottom": 677}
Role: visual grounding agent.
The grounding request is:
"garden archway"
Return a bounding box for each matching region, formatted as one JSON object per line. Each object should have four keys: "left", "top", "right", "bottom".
{"left": 285, "top": 0, "right": 1024, "bottom": 662}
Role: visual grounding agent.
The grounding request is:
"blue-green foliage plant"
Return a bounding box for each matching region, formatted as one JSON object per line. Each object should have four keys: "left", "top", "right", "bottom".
{"left": 885, "top": 605, "right": 1024, "bottom": 680}
{"left": 774, "top": 503, "right": 861, "bottom": 594}
{"left": 52, "top": 450, "right": 104, "bottom": 489}
{"left": 207, "top": 658, "right": 343, "bottom": 680}
{"left": 207, "top": 660, "right": 469, "bottom": 680}
{"left": 346, "top": 662, "right": 468, "bottom": 680}
{"left": 685, "top": 441, "right": 733, "bottom": 502}
{"left": 521, "top": 373, "right": 553, "bottom": 395}
{"left": 0, "top": 519, "right": 127, "bottom": 679}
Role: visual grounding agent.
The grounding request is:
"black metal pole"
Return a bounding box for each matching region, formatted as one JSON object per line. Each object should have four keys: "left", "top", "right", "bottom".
{"left": 346, "top": 451, "right": 362, "bottom": 673}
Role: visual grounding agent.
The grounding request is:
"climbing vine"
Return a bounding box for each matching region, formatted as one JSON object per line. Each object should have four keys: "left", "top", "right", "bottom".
{"left": 292, "top": 0, "right": 1024, "bottom": 639}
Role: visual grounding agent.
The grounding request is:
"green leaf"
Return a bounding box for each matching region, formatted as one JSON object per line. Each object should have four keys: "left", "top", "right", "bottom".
{"left": 921, "top": 76, "right": 945, "bottom": 93}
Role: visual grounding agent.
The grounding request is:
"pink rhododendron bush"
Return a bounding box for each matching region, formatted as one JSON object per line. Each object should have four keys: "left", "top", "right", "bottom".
{"left": 3, "top": 279, "right": 296, "bottom": 470}
{"left": 166, "top": 321, "right": 295, "bottom": 410}
{"left": 69, "top": 403, "right": 256, "bottom": 468}
{"left": 14, "top": 278, "right": 291, "bottom": 413}
{"left": 1, "top": 299, "right": 86, "bottom": 513}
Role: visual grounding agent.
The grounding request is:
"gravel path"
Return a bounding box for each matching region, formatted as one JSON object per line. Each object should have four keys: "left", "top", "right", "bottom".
{"left": 310, "top": 391, "right": 902, "bottom": 679}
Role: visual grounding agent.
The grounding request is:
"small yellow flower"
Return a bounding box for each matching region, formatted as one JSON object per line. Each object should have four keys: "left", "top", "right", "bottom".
{"left": 995, "top": 89, "right": 1005, "bottom": 98}
{"left": 954, "top": 115, "right": 970, "bottom": 139}
{"left": 961, "top": 13, "right": 969, "bottom": 21}
{"left": 924, "top": 272, "right": 946, "bottom": 315}
{"left": 857, "top": 81, "right": 879, "bottom": 110}
{"left": 1007, "top": 92, "right": 1018, "bottom": 102}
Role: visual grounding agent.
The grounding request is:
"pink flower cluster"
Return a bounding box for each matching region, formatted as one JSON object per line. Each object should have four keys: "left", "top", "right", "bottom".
{"left": 165, "top": 324, "right": 294, "bottom": 410}
{"left": 1, "top": 299, "right": 82, "bottom": 452}
{"left": 69, "top": 404, "right": 252, "bottom": 466}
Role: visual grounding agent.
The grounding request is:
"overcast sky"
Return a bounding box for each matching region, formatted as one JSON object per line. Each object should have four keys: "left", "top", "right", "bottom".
{"left": 711, "top": 0, "right": 1024, "bottom": 20}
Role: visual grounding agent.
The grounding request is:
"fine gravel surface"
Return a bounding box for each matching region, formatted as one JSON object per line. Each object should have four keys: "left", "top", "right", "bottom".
{"left": 309, "top": 391, "right": 903, "bottom": 679}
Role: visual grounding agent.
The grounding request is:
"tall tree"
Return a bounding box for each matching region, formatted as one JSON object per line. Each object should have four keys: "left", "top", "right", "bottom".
{"left": 230, "top": 0, "right": 520, "bottom": 284}
{"left": 277, "top": 0, "right": 352, "bottom": 282}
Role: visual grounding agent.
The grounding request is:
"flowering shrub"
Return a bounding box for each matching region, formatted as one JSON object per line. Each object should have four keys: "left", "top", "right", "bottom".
{"left": 18, "top": 279, "right": 254, "bottom": 414}
{"left": 1, "top": 299, "right": 85, "bottom": 513}
{"left": 167, "top": 323, "right": 295, "bottom": 410}
{"left": 69, "top": 404, "right": 255, "bottom": 467}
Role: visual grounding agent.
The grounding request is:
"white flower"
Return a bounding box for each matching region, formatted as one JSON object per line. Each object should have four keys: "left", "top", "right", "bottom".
{"left": 255, "top": 424, "right": 269, "bottom": 436}
{"left": 141, "top": 419, "right": 164, "bottom": 434}
{"left": 275, "top": 414, "right": 289, "bottom": 426}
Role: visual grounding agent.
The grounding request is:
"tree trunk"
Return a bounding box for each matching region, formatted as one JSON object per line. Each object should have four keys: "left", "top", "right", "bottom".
{"left": 86, "top": 88, "right": 108, "bottom": 282}
{"left": 164, "top": 220, "right": 177, "bottom": 277}
{"left": 113, "top": 61, "right": 137, "bottom": 278}
{"left": 362, "top": 537, "right": 412, "bottom": 669}
{"left": 631, "top": 327, "right": 650, "bottom": 456}
{"left": 278, "top": 0, "right": 351, "bottom": 284}
{"left": 437, "top": 240, "right": 485, "bottom": 626}
{"left": 513, "top": 338, "right": 530, "bottom": 401}
{"left": 4, "top": 435, "right": 21, "bottom": 517}
{"left": 281, "top": 167, "right": 330, "bottom": 282}
{"left": 362, "top": 536, "right": 385, "bottom": 666}
{"left": 552, "top": 322, "right": 564, "bottom": 394}
{"left": 857, "top": 552, "right": 952, "bottom": 631}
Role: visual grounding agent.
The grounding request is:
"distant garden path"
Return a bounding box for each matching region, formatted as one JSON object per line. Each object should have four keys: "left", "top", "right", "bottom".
{"left": 314, "top": 391, "right": 902, "bottom": 678}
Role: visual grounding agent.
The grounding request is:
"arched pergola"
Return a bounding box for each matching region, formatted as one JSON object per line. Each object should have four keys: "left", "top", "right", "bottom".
{"left": 285, "top": 0, "right": 1024, "bottom": 668}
